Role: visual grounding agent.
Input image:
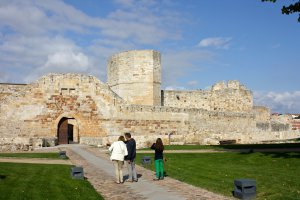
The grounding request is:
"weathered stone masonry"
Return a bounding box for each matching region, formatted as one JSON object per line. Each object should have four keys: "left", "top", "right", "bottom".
{"left": 0, "top": 50, "right": 299, "bottom": 151}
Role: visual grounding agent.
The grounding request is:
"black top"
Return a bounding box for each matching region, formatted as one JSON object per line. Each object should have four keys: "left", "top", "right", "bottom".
{"left": 125, "top": 138, "right": 136, "bottom": 161}
{"left": 151, "top": 143, "right": 163, "bottom": 160}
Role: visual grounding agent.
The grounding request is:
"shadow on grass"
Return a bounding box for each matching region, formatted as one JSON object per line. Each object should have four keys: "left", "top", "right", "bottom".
{"left": 239, "top": 151, "right": 300, "bottom": 158}
{"left": 260, "top": 152, "right": 300, "bottom": 159}
{"left": 0, "top": 175, "right": 6, "bottom": 180}
{"left": 218, "top": 142, "right": 300, "bottom": 150}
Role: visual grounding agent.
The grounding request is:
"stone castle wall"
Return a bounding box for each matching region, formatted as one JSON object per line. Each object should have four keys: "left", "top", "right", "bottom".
{"left": 1, "top": 73, "right": 299, "bottom": 151}
{"left": 162, "top": 80, "right": 253, "bottom": 112}
{"left": 97, "top": 103, "right": 299, "bottom": 148}
{"left": 1, "top": 50, "right": 299, "bottom": 151}
{"left": 253, "top": 106, "right": 270, "bottom": 122}
{"left": 0, "top": 83, "right": 27, "bottom": 100}
{"left": 107, "top": 50, "right": 161, "bottom": 106}
{"left": 0, "top": 74, "right": 124, "bottom": 151}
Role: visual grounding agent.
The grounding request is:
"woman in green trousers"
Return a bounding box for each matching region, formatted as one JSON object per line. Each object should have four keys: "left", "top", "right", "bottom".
{"left": 151, "top": 138, "right": 164, "bottom": 180}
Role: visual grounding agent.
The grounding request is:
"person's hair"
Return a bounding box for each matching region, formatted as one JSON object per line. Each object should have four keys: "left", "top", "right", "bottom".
{"left": 124, "top": 132, "right": 131, "bottom": 138}
{"left": 155, "top": 138, "right": 164, "bottom": 151}
{"left": 118, "top": 136, "right": 125, "bottom": 142}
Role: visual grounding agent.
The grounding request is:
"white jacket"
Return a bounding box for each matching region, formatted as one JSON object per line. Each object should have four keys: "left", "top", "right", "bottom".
{"left": 108, "top": 141, "right": 128, "bottom": 161}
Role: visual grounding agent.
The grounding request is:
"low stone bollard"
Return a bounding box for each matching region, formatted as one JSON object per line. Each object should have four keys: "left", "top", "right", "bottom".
{"left": 234, "top": 179, "right": 256, "bottom": 199}
{"left": 71, "top": 166, "right": 84, "bottom": 179}
{"left": 59, "top": 151, "right": 67, "bottom": 158}
{"left": 141, "top": 156, "right": 152, "bottom": 165}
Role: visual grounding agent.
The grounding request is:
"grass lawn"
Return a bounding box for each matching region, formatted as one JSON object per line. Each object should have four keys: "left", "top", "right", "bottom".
{"left": 0, "top": 162, "right": 103, "bottom": 200}
{"left": 136, "top": 152, "right": 300, "bottom": 200}
{"left": 139, "top": 143, "right": 300, "bottom": 150}
{"left": 0, "top": 152, "right": 67, "bottom": 159}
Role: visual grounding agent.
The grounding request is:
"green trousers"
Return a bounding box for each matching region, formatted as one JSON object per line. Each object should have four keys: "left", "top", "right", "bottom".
{"left": 154, "top": 159, "right": 164, "bottom": 178}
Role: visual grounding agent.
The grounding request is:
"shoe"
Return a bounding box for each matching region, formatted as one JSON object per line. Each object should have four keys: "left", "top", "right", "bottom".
{"left": 134, "top": 179, "right": 138, "bottom": 182}
{"left": 159, "top": 177, "right": 164, "bottom": 180}
{"left": 153, "top": 178, "right": 159, "bottom": 181}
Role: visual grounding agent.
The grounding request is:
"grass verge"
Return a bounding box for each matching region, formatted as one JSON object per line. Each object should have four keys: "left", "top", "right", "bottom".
{"left": 136, "top": 152, "right": 300, "bottom": 200}
{"left": 0, "top": 162, "right": 103, "bottom": 200}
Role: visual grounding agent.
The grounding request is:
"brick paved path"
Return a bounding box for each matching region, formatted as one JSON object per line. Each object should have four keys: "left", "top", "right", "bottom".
{"left": 65, "top": 145, "right": 232, "bottom": 200}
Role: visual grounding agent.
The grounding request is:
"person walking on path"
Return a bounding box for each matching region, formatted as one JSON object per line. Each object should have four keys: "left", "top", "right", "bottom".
{"left": 124, "top": 132, "right": 138, "bottom": 182}
{"left": 151, "top": 138, "right": 164, "bottom": 180}
{"left": 108, "top": 136, "right": 128, "bottom": 184}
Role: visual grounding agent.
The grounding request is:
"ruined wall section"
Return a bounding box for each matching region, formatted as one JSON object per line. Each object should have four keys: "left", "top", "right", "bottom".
{"left": 108, "top": 50, "right": 161, "bottom": 106}
{"left": 100, "top": 103, "right": 299, "bottom": 148}
{"left": 100, "top": 104, "right": 261, "bottom": 147}
{"left": 253, "top": 106, "right": 294, "bottom": 134}
{"left": 0, "top": 83, "right": 27, "bottom": 100}
{"left": 161, "top": 90, "right": 210, "bottom": 110}
{"left": 162, "top": 80, "right": 253, "bottom": 112}
{"left": 253, "top": 106, "right": 270, "bottom": 122}
{"left": 0, "top": 73, "right": 124, "bottom": 151}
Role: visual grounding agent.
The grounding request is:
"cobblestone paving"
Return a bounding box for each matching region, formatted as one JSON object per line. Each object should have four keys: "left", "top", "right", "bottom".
{"left": 65, "top": 147, "right": 145, "bottom": 200}
{"left": 68, "top": 146, "right": 232, "bottom": 200}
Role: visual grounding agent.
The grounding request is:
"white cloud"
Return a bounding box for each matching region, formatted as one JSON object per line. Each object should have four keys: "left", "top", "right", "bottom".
{"left": 254, "top": 91, "right": 300, "bottom": 114}
{"left": 44, "top": 52, "right": 89, "bottom": 69}
{"left": 102, "top": 1, "right": 181, "bottom": 43}
{"left": 0, "top": 34, "right": 94, "bottom": 83}
{"left": 25, "top": 51, "right": 90, "bottom": 83}
{"left": 198, "top": 37, "right": 232, "bottom": 49}
{"left": 0, "top": 0, "right": 184, "bottom": 83}
{"left": 0, "top": 0, "right": 99, "bottom": 35}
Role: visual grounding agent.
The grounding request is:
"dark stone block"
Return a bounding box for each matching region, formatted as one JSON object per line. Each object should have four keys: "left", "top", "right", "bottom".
{"left": 141, "top": 156, "right": 152, "bottom": 165}
{"left": 71, "top": 167, "right": 84, "bottom": 179}
{"left": 234, "top": 179, "right": 256, "bottom": 200}
{"left": 59, "top": 151, "right": 67, "bottom": 158}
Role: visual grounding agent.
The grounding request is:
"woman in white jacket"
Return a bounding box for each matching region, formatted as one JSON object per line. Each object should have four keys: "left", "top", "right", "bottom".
{"left": 108, "top": 136, "right": 128, "bottom": 184}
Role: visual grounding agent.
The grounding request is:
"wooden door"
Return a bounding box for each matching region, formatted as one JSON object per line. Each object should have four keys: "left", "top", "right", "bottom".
{"left": 58, "top": 118, "right": 68, "bottom": 144}
{"left": 68, "top": 124, "right": 74, "bottom": 143}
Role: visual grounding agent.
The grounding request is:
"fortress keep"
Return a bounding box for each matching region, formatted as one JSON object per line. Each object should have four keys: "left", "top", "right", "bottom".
{"left": 0, "top": 50, "right": 299, "bottom": 151}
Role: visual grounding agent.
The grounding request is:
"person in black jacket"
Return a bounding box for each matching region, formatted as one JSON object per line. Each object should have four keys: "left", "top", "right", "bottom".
{"left": 124, "top": 132, "right": 138, "bottom": 182}
{"left": 151, "top": 138, "right": 164, "bottom": 180}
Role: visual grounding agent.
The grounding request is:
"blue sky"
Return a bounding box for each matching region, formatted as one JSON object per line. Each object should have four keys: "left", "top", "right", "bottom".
{"left": 0, "top": 0, "right": 299, "bottom": 113}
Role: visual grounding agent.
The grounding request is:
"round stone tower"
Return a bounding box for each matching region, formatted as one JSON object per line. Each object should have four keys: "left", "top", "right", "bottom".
{"left": 107, "top": 50, "right": 161, "bottom": 106}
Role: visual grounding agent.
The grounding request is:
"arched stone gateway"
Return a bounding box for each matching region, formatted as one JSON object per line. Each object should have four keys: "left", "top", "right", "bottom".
{"left": 57, "top": 117, "right": 79, "bottom": 144}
